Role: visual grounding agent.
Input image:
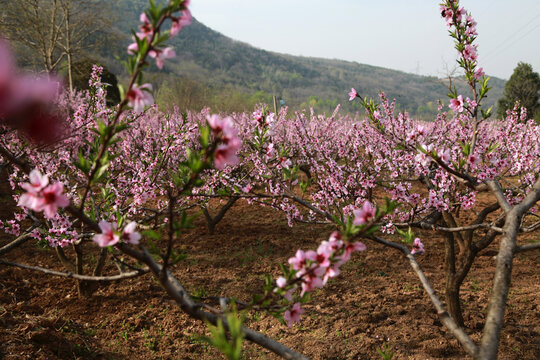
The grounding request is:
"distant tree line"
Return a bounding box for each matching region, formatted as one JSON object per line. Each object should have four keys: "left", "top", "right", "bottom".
{"left": 497, "top": 62, "right": 540, "bottom": 123}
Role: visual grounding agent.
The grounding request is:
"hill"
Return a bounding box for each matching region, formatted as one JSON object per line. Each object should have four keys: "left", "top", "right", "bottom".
{"left": 8, "top": 0, "right": 508, "bottom": 118}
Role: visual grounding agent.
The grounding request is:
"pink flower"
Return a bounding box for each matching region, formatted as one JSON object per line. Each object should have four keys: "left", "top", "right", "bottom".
{"left": 300, "top": 271, "right": 324, "bottom": 295}
{"left": 127, "top": 38, "right": 139, "bottom": 54}
{"left": 474, "top": 67, "right": 484, "bottom": 80}
{"left": 283, "top": 302, "right": 305, "bottom": 327}
{"left": 93, "top": 221, "right": 120, "bottom": 247}
{"left": 340, "top": 241, "right": 366, "bottom": 262}
{"left": 38, "top": 182, "right": 70, "bottom": 218}
{"left": 455, "top": 7, "right": 466, "bottom": 23}
{"left": 18, "top": 192, "right": 42, "bottom": 212}
{"left": 440, "top": 148, "right": 451, "bottom": 163}
{"left": 207, "top": 114, "right": 235, "bottom": 136}
{"left": 252, "top": 109, "right": 264, "bottom": 124}
{"left": 0, "top": 51, "right": 63, "bottom": 143}
{"left": 322, "top": 263, "right": 342, "bottom": 285}
{"left": 352, "top": 201, "right": 376, "bottom": 225}
{"left": 21, "top": 169, "right": 49, "bottom": 194}
{"left": 348, "top": 88, "right": 358, "bottom": 101}
{"left": 465, "top": 25, "right": 477, "bottom": 37}
{"left": 279, "top": 157, "right": 292, "bottom": 169}
{"left": 207, "top": 115, "right": 241, "bottom": 169}
{"left": 411, "top": 238, "right": 425, "bottom": 255}
{"left": 462, "top": 44, "right": 477, "bottom": 61}
{"left": 467, "top": 154, "right": 480, "bottom": 168}
{"left": 214, "top": 142, "right": 240, "bottom": 170}
{"left": 127, "top": 83, "right": 154, "bottom": 113}
{"left": 276, "top": 277, "right": 287, "bottom": 288}
{"left": 170, "top": 9, "right": 192, "bottom": 36}
{"left": 265, "top": 143, "right": 275, "bottom": 160}
{"left": 121, "top": 221, "right": 141, "bottom": 245}
{"left": 137, "top": 12, "right": 153, "bottom": 40}
{"left": 322, "top": 231, "right": 344, "bottom": 252}
{"left": 149, "top": 47, "right": 176, "bottom": 69}
{"left": 0, "top": 40, "right": 15, "bottom": 109}
{"left": 289, "top": 249, "right": 308, "bottom": 271}
{"left": 18, "top": 170, "right": 69, "bottom": 219}
{"left": 305, "top": 243, "right": 332, "bottom": 268}
{"left": 440, "top": 6, "right": 453, "bottom": 25}
{"left": 449, "top": 95, "right": 464, "bottom": 113}
{"left": 406, "top": 125, "right": 426, "bottom": 143}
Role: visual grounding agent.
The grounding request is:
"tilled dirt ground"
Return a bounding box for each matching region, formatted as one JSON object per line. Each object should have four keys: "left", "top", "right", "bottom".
{"left": 1, "top": 190, "right": 539, "bottom": 359}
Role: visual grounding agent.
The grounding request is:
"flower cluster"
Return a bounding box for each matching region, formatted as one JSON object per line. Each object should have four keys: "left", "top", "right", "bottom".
{"left": 170, "top": 1, "right": 192, "bottom": 36}
{"left": 440, "top": 1, "right": 482, "bottom": 80}
{"left": 207, "top": 114, "right": 242, "bottom": 170}
{"left": 127, "top": 83, "right": 154, "bottom": 114}
{"left": 93, "top": 220, "right": 141, "bottom": 247}
{"left": 88, "top": 64, "right": 103, "bottom": 88}
{"left": 411, "top": 238, "right": 425, "bottom": 255}
{"left": 275, "top": 231, "right": 366, "bottom": 326}
{"left": 125, "top": 1, "right": 191, "bottom": 113}
{"left": 352, "top": 201, "right": 376, "bottom": 225}
{"left": 17, "top": 170, "right": 70, "bottom": 219}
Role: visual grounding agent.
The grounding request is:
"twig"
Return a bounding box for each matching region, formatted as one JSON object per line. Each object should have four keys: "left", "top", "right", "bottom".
{"left": 0, "top": 259, "right": 149, "bottom": 281}
{"left": 367, "top": 235, "right": 479, "bottom": 357}
{"left": 394, "top": 221, "right": 504, "bottom": 233}
{"left": 515, "top": 242, "right": 540, "bottom": 253}
{"left": 0, "top": 224, "right": 39, "bottom": 256}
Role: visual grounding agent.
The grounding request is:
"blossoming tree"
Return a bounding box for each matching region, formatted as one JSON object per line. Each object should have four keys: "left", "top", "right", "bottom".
{"left": 1, "top": 1, "right": 539, "bottom": 359}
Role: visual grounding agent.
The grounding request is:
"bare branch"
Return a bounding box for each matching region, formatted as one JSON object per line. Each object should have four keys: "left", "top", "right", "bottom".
{"left": 367, "top": 235, "right": 479, "bottom": 357}
{"left": 486, "top": 180, "right": 512, "bottom": 213}
{"left": 515, "top": 242, "right": 540, "bottom": 253}
{"left": 0, "top": 224, "right": 39, "bottom": 256}
{"left": 0, "top": 259, "right": 149, "bottom": 281}
{"left": 119, "top": 244, "right": 310, "bottom": 360}
{"left": 479, "top": 176, "right": 540, "bottom": 359}
{"left": 520, "top": 220, "right": 540, "bottom": 233}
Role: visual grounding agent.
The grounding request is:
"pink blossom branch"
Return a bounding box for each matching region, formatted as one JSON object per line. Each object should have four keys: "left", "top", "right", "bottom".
{"left": 0, "top": 143, "right": 32, "bottom": 173}
{"left": 0, "top": 224, "right": 39, "bottom": 256}
{"left": 78, "top": 7, "right": 174, "bottom": 209}
{"left": 119, "top": 244, "right": 310, "bottom": 360}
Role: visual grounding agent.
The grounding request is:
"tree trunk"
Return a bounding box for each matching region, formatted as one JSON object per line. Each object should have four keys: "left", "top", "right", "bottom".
{"left": 64, "top": 0, "right": 73, "bottom": 92}
{"left": 446, "top": 276, "right": 465, "bottom": 327}
{"left": 443, "top": 223, "right": 465, "bottom": 327}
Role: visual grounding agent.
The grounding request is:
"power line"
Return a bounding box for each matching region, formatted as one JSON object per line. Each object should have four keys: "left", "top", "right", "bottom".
{"left": 482, "top": 9, "right": 540, "bottom": 59}
{"left": 482, "top": 20, "right": 540, "bottom": 65}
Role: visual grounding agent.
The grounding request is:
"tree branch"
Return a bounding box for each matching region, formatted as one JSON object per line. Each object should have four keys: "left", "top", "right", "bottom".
{"left": 0, "top": 224, "right": 39, "bottom": 256}
{"left": 119, "top": 244, "right": 310, "bottom": 360}
{"left": 367, "top": 235, "right": 479, "bottom": 357}
{"left": 0, "top": 259, "right": 149, "bottom": 281}
{"left": 515, "top": 242, "right": 540, "bottom": 253}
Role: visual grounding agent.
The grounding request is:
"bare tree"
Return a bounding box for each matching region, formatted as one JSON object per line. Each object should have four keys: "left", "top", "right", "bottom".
{"left": 0, "top": 0, "right": 109, "bottom": 90}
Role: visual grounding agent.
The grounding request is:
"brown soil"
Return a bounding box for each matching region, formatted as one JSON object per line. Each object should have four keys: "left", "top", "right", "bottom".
{"left": 1, "top": 188, "right": 539, "bottom": 359}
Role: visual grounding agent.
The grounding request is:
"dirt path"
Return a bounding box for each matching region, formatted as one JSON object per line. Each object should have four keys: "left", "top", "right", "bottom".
{"left": 0, "top": 195, "right": 539, "bottom": 359}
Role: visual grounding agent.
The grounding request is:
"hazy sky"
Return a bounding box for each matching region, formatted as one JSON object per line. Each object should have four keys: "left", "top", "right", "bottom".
{"left": 190, "top": 0, "right": 540, "bottom": 80}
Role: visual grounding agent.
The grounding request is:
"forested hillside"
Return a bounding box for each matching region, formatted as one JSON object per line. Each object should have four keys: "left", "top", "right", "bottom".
{"left": 3, "top": 0, "right": 505, "bottom": 117}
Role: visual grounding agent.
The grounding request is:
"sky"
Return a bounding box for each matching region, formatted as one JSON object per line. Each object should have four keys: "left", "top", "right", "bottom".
{"left": 190, "top": 0, "right": 540, "bottom": 80}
